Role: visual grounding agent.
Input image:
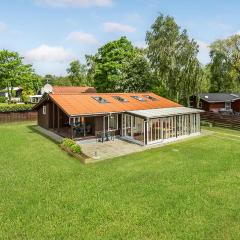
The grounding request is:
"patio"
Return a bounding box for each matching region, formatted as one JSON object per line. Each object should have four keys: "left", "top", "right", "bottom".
{"left": 77, "top": 131, "right": 208, "bottom": 162}
{"left": 77, "top": 138, "right": 144, "bottom": 161}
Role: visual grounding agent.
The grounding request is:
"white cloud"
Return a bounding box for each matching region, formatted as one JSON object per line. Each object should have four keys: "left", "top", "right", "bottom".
{"left": 67, "top": 31, "right": 99, "bottom": 45}
{"left": 0, "top": 21, "right": 7, "bottom": 32}
{"left": 134, "top": 41, "right": 147, "bottom": 49}
{"left": 25, "top": 44, "right": 74, "bottom": 62}
{"left": 36, "top": 0, "right": 112, "bottom": 7}
{"left": 104, "top": 22, "right": 136, "bottom": 33}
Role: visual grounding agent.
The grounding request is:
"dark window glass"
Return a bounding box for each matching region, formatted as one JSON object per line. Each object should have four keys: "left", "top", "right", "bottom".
{"left": 112, "top": 96, "right": 128, "bottom": 102}
{"left": 131, "top": 96, "right": 146, "bottom": 102}
{"left": 92, "top": 96, "right": 109, "bottom": 104}
{"left": 143, "top": 95, "right": 158, "bottom": 101}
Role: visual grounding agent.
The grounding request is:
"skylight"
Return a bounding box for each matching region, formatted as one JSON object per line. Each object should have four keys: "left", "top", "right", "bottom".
{"left": 112, "top": 96, "right": 128, "bottom": 102}
{"left": 92, "top": 96, "right": 109, "bottom": 104}
{"left": 230, "top": 94, "right": 239, "bottom": 98}
{"left": 143, "top": 95, "right": 158, "bottom": 101}
{"left": 131, "top": 96, "right": 146, "bottom": 102}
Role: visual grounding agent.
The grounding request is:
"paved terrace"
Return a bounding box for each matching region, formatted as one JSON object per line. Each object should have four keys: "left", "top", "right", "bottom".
{"left": 35, "top": 126, "right": 212, "bottom": 163}
{"left": 77, "top": 131, "right": 211, "bottom": 162}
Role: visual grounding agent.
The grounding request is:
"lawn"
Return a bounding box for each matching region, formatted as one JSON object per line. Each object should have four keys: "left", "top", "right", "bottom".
{"left": 0, "top": 122, "right": 240, "bottom": 239}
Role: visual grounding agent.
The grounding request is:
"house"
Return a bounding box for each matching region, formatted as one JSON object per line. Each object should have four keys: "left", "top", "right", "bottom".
{"left": 33, "top": 90, "right": 202, "bottom": 146}
{"left": 0, "top": 87, "right": 23, "bottom": 102}
{"left": 29, "top": 84, "right": 96, "bottom": 103}
{"left": 190, "top": 93, "right": 240, "bottom": 114}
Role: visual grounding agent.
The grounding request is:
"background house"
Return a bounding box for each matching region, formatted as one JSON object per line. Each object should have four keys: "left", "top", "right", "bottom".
{"left": 29, "top": 84, "right": 96, "bottom": 103}
{"left": 190, "top": 93, "right": 240, "bottom": 114}
{"left": 0, "top": 87, "right": 23, "bottom": 102}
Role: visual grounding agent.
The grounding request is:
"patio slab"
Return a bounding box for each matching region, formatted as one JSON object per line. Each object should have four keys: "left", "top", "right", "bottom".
{"left": 77, "top": 131, "right": 211, "bottom": 162}
{"left": 77, "top": 138, "right": 144, "bottom": 162}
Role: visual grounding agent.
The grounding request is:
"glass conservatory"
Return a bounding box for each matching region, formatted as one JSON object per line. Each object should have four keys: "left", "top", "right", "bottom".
{"left": 121, "top": 107, "right": 202, "bottom": 145}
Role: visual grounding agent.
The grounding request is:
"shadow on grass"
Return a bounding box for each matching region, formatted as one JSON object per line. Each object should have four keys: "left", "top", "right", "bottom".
{"left": 27, "top": 125, "right": 61, "bottom": 144}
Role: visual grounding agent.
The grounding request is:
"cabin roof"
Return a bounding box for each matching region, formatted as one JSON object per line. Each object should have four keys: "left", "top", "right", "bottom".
{"left": 128, "top": 106, "right": 203, "bottom": 119}
{"left": 52, "top": 86, "right": 96, "bottom": 94}
{"left": 35, "top": 92, "right": 182, "bottom": 116}
{"left": 198, "top": 93, "right": 240, "bottom": 103}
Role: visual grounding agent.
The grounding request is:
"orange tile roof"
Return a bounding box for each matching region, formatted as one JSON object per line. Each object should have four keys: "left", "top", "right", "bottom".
{"left": 52, "top": 86, "right": 96, "bottom": 94}
{"left": 49, "top": 92, "right": 181, "bottom": 116}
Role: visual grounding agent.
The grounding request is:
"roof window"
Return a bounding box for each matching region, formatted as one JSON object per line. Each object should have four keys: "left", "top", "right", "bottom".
{"left": 112, "top": 96, "right": 128, "bottom": 102}
{"left": 131, "top": 96, "right": 146, "bottom": 102}
{"left": 143, "top": 95, "right": 158, "bottom": 101}
{"left": 92, "top": 96, "right": 109, "bottom": 104}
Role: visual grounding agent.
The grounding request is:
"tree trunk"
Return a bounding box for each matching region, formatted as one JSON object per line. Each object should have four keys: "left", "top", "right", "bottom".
{"left": 7, "top": 82, "right": 11, "bottom": 104}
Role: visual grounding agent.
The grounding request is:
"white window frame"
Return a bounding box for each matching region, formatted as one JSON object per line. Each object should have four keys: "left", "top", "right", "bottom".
{"left": 43, "top": 106, "right": 46, "bottom": 115}
{"left": 225, "top": 102, "right": 231, "bottom": 110}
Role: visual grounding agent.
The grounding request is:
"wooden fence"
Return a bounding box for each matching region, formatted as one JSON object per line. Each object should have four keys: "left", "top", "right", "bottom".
{"left": 0, "top": 111, "right": 37, "bottom": 123}
{"left": 201, "top": 112, "right": 240, "bottom": 131}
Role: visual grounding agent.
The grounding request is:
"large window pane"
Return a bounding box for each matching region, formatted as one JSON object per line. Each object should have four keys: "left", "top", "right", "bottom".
{"left": 133, "top": 117, "right": 144, "bottom": 142}
{"left": 109, "top": 114, "right": 118, "bottom": 130}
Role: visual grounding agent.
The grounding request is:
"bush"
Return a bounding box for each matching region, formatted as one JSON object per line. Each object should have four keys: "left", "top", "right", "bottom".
{"left": 70, "top": 144, "right": 82, "bottom": 154}
{"left": 62, "top": 138, "right": 75, "bottom": 148}
{"left": 62, "top": 138, "right": 82, "bottom": 154}
{"left": 0, "top": 96, "right": 7, "bottom": 103}
{"left": 22, "top": 89, "right": 34, "bottom": 103}
{"left": 0, "top": 104, "right": 34, "bottom": 112}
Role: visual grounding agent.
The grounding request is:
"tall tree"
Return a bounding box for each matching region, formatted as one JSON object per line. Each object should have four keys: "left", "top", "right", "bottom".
{"left": 0, "top": 50, "right": 36, "bottom": 102}
{"left": 87, "top": 36, "right": 152, "bottom": 92}
{"left": 209, "top": 34, "right": 240, "bottom": 92}
{"left": 146, "top": 14, "right": 203, "bottom": 105}
{"left": 121, "top": 49, "right": 154, "bottom": 92}
{"left": 67, "top": 60, "right": 87, "bottom": 86}
{"left": 87, "top": 37, "right": 135, "bottom": 92}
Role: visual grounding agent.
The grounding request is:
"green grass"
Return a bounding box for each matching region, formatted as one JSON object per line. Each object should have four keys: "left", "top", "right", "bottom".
{"left": 203, "top": 125, "right": 240, "bottom": 137}
{"left": 0, "top": 122, "right": 240, "bottom": 239}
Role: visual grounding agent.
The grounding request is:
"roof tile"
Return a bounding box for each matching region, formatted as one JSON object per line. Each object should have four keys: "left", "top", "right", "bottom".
{"left": 49, "top": 92, "right": 181, "bottom": 116}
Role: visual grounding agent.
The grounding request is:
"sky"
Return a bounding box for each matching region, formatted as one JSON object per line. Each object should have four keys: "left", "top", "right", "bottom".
{"left": 0, "top": 0, "right": 239, "bottom": 76}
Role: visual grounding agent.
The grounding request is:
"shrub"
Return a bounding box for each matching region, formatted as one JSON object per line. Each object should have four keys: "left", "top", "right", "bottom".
{"left": 70, "top": 144, "right": 82, "bottom": 154}
{"left": 0, "top": 96, "right": 7, "bottom": 103}
{"left": 22, "top": 89, "right": 34, "bottom": 103}
{"left": 62, "top": 138, "right": 82, "bottom": 154}
{"left": 0, "top": 104, "right": 34, "bottom": 112}
{"left": 62, "top": 138, "right": 75, "bottom": 148}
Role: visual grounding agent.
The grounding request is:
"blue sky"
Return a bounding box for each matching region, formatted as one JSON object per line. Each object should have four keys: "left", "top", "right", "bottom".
{"left": 0, "top": 0, "right": 239, "bottom": 75}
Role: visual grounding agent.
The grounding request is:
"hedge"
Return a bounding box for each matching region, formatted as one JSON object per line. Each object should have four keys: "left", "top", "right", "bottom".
{"left": 0, "top": 104, "right": 34, "bottom": 113}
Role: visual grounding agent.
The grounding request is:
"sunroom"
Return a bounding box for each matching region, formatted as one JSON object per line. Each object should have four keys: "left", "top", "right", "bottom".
{"left": 121, "top": 107, "right": 203, "bottom": 145}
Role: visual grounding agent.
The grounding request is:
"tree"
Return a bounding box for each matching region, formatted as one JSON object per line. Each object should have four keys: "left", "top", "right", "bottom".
{"left": 146, "top": 14, "right": 203, "bottom": 105}
{"left": 87, "top": 36, "right": 152, "bottom": 92}
{"left": 67, "top": 60, "right": 87, "bottom": 86}
{"left": 22, "top": 89, "right": 34, "bottom": 103}
{"left": 121, "top": 49, "right": 154, "bottom": 92}
{"left": 0, "top": 50, "right": 36, "bottom": 102}
{"left": 42, "top": 74, "right": 71, "bottom": 86}
{"left": 209, "top": 34, "right": 240, "bottom": 92}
